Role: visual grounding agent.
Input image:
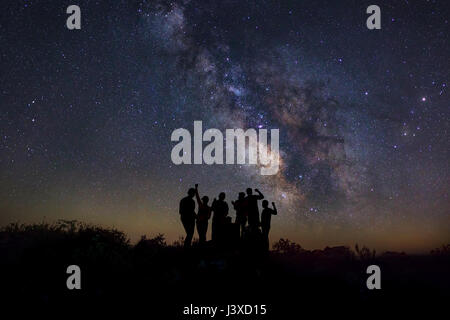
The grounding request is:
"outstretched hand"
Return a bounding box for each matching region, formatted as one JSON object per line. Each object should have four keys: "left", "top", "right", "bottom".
{"left": 255, "top": 188, "right": 260, "bottom": 192}
{"left": 195, "top": 184, "right": 198, "bottom": 189}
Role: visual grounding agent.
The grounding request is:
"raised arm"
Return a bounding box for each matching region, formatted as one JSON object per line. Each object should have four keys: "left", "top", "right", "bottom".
{"left": 272, "top": 202, "right": 277, "bottom": 215}
{"left": 255, "top": 188, "right": 264, "bottom": 200}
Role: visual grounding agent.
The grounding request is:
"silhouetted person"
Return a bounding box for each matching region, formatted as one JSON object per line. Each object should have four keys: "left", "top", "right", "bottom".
{"left": 232, "top": 192, "right": 247, "bottom": 238}
{"left": 194, "top": 184, "right": 212, "bottom": 245}
{"left": 179, "top": 187, "right": 196, "bottom": 247}
{"left": 211, "top": 192, "right": 228, "bottom": 242}
{"left": 261, "top": 201, "right": 277, "bottom": 245}
{"left": 245, "top": 188, "right": 264, "bottom": 230}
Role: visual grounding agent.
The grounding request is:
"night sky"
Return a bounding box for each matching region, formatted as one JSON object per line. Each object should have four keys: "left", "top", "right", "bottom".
{"left": 1, "top": 0, "right": 449, "bottom": 252}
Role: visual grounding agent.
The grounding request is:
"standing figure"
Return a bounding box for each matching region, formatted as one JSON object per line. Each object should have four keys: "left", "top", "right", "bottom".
{"left": 245, "top": 188, "right": 264, "bottom": 230}
{"left": 232, "top": 192, "right": 247, "bottom": 238}
{"left": 194, "top": 184, "right": 212, "bottom": 245}
{"left": 261, "top": 200, "right": 277, "bottom": 249}
{"left": 211, "top": 192, "right": 228, "bottom": 242}
{"left": 179, "top": 187, "right": 196, "bottom": 247}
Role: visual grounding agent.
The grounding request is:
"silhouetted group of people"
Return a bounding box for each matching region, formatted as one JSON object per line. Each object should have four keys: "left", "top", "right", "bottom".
{"left": 179, "top": 184, "right": 277, "bottom": 249}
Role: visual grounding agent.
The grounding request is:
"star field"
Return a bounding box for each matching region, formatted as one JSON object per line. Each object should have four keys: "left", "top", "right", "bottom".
{"left": 0, "top": 0, "right": 449, "bottom": 252}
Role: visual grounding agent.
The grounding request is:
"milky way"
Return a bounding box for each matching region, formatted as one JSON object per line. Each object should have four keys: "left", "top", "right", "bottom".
{"left": 0, "top": 0, "right": 448, "bottom": 251}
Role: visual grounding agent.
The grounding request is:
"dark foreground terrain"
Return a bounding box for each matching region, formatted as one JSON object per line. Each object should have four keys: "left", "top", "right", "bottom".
{"left": 0, "top": 221, "right": 448, "bottom": 317}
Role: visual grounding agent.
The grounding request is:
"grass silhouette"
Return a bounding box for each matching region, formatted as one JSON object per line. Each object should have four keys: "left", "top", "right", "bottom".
{"left": 0, "top": 220, "right": 448, "bottom": 316}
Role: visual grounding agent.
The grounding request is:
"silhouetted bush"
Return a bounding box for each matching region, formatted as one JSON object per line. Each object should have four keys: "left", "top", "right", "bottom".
{"left": 431, "top": 244, "right": 450, "bottom": 256}
{"left": 272, "top": 238, "right": 305, "bottom": 255}
{"left": 0, "top": 222, "right": 448, "bottom": 314}
{"left": 354, "top": 243, "right": 376, "bottom": 262}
